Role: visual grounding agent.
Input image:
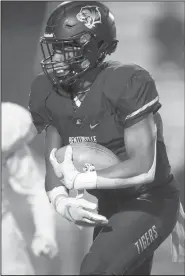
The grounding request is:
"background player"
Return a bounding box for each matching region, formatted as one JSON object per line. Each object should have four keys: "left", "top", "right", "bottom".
{"left": 2, "top": 102, "right": 58, "bottom": 275}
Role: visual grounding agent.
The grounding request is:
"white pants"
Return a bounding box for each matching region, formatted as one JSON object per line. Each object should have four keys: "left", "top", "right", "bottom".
{"left": 2, "top": 213, "right": 35, "bottom": 275}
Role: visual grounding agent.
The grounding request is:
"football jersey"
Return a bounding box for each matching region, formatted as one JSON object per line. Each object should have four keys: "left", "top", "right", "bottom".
{"left": 29, "top": 61, "right": 172, "bottom": 198}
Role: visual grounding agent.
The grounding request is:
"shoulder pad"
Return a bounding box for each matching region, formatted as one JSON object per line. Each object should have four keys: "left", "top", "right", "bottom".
{"left": 29, "top": 73, "right": 52, "bottom": 113}
{"left": 103, "top": 61, "right": 146, "bottom": 104}
{"left": 102, "top": 61, "right": 161, "bottom": 127}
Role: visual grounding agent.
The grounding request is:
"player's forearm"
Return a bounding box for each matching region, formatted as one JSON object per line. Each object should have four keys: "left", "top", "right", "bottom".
{"left": 97, "top": 157, "right": 152, "bottom": 188}
{"left": 74, "top": 166, "right": 153, "bottom": 190}
{"left": 96, "top": 168, "right": 153, "bottom": 189}
{"left": 97, "top": 156, "right": 150, "bottom": 179}
{"left": 44, "top": 124, "right": 64, "bottom": 192}
{"left": 74, "top": 151, "right": 156, "bottom": 190}
{"left": 45, "top": 162, "right": 63, "bottom": 192}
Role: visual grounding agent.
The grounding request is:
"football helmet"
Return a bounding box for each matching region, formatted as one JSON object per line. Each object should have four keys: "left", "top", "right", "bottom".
{"left": 40, "top": 1, "right": 118, "bottom": 87}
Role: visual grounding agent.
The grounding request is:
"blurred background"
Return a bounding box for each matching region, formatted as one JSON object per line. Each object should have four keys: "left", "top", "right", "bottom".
{"left": 1, "top": 1, "right": 184, "bottom": 275}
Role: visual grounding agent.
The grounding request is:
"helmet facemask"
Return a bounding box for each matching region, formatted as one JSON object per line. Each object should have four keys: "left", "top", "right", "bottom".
{"left": 40, "top": 31, "right": 115, "bottom": 88}
{"left": 40, "top": 32, "right": 96, "bottom": 87}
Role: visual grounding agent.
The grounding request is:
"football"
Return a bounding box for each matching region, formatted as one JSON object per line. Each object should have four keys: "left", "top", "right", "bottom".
{"left": 55, "top": 142, "right": 120, "bottom": 172}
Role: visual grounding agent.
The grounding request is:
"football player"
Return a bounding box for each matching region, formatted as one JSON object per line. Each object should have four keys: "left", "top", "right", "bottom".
{"left": 2, "top": 102, "right": 58, "bottom": 275}
{"left": 29, "top": 1, "right": 183, "bottom": 274}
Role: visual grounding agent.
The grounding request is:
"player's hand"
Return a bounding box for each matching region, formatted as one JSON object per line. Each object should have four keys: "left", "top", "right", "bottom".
{"left": 55, "top": 196, "right": 108, "bottom": 227}
{"left": 50, "top": 146, "right": 79, "bottom": 189}
{"left": 31, "top": 235, "right": 58, "bottom": 259}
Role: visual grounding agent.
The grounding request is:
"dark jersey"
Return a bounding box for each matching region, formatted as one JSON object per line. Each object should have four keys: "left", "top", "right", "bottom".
{"left": 29, "top": 61, "right": 172, "bottom": 199}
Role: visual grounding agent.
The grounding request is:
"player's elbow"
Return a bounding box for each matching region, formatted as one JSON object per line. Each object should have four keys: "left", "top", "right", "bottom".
{"left": 133, "top": 150, "right": 156, "bottom": 183}
{"left": 146, "top": 165, "right": 156, "bottom": 183}
{"left": 143, "top": 152, "right": 156, "bottom": 183}
{"left": 133, "top": 154, "right": 152, "bottom": 175}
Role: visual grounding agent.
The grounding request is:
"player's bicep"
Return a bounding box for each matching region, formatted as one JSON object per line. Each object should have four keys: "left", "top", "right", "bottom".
{"left": 124, "top": 113, "right": 157, "bottom": 173}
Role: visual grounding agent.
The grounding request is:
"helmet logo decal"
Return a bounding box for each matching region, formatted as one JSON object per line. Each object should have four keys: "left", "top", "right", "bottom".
{"left": 76, "top": 6, "right": 102, "bottom": 29}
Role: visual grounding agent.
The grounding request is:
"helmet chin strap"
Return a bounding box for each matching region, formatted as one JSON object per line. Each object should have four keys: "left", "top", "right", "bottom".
{"left": 73, "top": 65, "right": 104, "bottom": 92}
{"left": 60, "top": 78, "right": 90, "bottom": 95}
{"left": 57, "top": 64, "right": 103, "bottom": 96}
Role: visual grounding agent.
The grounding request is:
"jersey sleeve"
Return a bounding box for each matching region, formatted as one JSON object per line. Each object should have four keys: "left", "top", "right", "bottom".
{"left": 115, "top": 67, "right": 161, "bottom": 128}
{"left": 28, "top": 74, "right": 53, "bottom": 134}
